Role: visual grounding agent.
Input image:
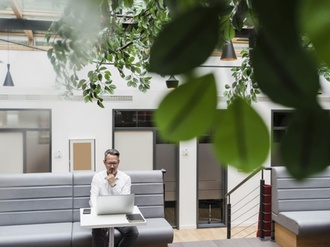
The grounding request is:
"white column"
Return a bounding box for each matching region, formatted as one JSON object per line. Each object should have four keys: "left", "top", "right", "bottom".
{"left": 178, "top": 139, "right": 197, "bottom": 229}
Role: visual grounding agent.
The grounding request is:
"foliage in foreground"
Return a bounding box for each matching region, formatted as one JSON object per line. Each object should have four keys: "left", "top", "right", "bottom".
{"left": 47, "top": 0, "right": 330, "bottom": 179}
{"left": 152, "top": 0, "right": 330, "bottom": 179}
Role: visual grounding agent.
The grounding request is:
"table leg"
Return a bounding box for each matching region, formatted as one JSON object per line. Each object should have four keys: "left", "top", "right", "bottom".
{"left": 108, "top": 227, "right": 114, "bottom": 247}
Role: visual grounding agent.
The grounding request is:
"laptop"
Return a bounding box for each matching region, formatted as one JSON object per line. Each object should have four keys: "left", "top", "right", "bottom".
{"left": 95, "top": 194, "right": 135, "bottom": 215}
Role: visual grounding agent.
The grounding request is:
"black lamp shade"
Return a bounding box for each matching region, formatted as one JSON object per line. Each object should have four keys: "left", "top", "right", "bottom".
{"left": 3, "top": 64, "right": 14, "bottom": 86}
{"left": 220, "top": 41, "right": 237, "bottom": 61}
{"left": 166, "top": 75, "right": 179, "bottom": 89}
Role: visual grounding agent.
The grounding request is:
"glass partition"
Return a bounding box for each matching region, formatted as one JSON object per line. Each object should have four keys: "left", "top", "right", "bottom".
{"left": 197, "top": 134, "right": 226, "bottom": 227}
{"left": 0, "top": 109, "right": 51, "bottom": 173}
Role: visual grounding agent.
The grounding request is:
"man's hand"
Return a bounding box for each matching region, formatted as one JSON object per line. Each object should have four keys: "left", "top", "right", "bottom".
{"left": 106, "top": 171, "right": 116, "bottom": 187}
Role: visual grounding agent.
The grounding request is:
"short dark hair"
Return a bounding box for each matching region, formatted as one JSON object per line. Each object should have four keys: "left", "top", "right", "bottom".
{"left": 104, "top": 148, "right": 120, "bottom": 159}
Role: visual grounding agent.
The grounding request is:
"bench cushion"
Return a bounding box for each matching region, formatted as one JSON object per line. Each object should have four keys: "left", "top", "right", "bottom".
{"left": 0, "top": 223, "right": 72, "bottom": 247}
{"left": 71, "top": 218, "right": 173, "bottom": 247}
{"left": 72, "top": 222, "right": 92, "bottom": 247}
{"left": 275, "top": 210, "right": 330, "bottom": 236}
{"left": 134, "top": 218, "right": 173, "bottom": 245}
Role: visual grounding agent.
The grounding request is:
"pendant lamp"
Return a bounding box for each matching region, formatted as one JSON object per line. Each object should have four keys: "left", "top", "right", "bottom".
{"left": 220, "top": 40, "right": 237, "bottom": 61}
{"left": 3, "top": 64, "right": 14, "bottom": 86}
{"left": 166, "top": 75, "right": 179, "bottom": 89}
{"left": 3, "top": 36, "right": 14, "bottom": 87}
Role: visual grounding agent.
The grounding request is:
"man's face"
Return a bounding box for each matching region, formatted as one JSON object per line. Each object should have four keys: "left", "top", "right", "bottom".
{"left": 104, "top": 154, "right": 119, "bottom": 175}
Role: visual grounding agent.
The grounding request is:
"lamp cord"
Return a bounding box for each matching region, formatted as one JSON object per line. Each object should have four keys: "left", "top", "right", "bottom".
{"left": 7, "top": 34, "right": 9, "bottom": 64}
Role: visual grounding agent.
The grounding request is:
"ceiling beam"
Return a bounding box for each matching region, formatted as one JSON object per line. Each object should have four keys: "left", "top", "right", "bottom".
{"left": 0, "top": 19, "right": 53, "bottom": 32}
{"left": 10, "top": 0, "right": 34, "bottom": 42}
{"left": 10, "top": 0, "right": 22, "bottom": 18}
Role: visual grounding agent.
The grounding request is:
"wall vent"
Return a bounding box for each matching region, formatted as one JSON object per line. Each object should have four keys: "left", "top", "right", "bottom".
{"left": 218, "top": 95, "right": 272, "bottom": 102}
{"left": 0, "top": 94, "right": 133, "bottom": 102}
{"left": 219, "top": 95, "right": 330, "bottom": 103}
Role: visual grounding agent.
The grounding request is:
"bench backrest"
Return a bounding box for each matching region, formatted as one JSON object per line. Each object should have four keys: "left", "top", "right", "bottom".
{"left": 0, "top": 173, "right": 73, "bottom": 226}
{"left": 72, "top": 170, "right": 165, "bottom": 222}
{"left": 128, "top": 170, "right": 165, "bottom": 219}
{"left": 0, "top": 170, "right": 166, "bottom": 225}
{"left": 272, "top": 166, "right": 330, "bottom": 214}
{"left": 72, "top": 171, "right": 94, "bottom": 222}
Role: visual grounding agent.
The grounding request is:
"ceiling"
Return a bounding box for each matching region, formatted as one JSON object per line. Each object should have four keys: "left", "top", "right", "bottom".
{"left": 0, "top": 0, "right": 249, "bottom": 54}
{"left": 0, "top": 0, "right": 65, "bottom": 50}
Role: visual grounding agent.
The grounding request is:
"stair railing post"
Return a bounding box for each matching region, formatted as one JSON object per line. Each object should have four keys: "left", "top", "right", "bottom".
{"left": 161, "top": 169, "right": 166, "bottom": 216}
{"left": 260, "top": 175, "right": 265, "bottom": 239}
{"left": 226, "top": 195, "right": 231, "bottom": 239}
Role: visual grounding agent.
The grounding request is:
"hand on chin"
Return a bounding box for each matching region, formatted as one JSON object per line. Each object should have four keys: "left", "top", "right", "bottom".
{"left": 107, "top": 169, "right": 116, "bottom": 175}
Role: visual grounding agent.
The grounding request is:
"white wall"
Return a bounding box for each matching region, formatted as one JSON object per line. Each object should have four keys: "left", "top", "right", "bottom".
{"left": 2, "top": 50, "right": 330, "bottom": 229}
{"left": 0, "top": 132, "right": 23, "bottom": 173}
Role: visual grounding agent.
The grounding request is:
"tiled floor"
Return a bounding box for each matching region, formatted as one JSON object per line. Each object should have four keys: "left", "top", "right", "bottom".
{"left": 172, "top": 226, "right": 259, "bottom": 242}
{"left": 168, "top": 238, "right": 280, "bottom": 247}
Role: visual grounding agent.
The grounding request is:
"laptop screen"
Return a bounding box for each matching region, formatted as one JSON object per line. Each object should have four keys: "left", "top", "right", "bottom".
{"left": 95, "top": 194, "right": 135, "bottom": 215}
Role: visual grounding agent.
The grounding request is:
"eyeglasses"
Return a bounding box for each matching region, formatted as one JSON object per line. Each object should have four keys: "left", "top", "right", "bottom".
{"left": 105, "top": 162, "right": 119, "bottom": 167}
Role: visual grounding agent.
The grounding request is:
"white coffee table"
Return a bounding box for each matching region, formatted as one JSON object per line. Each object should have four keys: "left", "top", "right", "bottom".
{"left": 80, "top": 206, "right": 146, "bottom": 247}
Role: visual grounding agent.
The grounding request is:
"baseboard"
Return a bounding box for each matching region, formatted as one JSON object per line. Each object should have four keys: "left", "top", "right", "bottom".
{"left": 177, "top": 225, "right": 197, "bottom": 230}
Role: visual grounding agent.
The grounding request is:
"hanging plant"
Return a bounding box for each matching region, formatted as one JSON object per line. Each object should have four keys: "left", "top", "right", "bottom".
{"left": 224, "top": 35, "right": 330, "bottom": 107}
{"left": 224, "top": 49, "right": 260, "bottom": 106}
{"left": 45, "top": 0, "right": 170, "bottom": 107}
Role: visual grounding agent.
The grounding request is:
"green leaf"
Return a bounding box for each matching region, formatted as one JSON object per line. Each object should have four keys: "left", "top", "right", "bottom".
{"left": 253, "top": 31, "right": 320, "bottom": 109}
{"left": 299, "top": 0, "right": 330, "bottom": 68}
{"left": 232, "top": 0, "right": 248, "bottom": 32}
{"left": 222, "top": 19, "right": 235, "bottom": 41}
{"left": 77, "top": 79, "right": 86, "bottom": 88}
{"left": 47, "top": 49, "right": 53, "bottom": 59}
{"left": 280, "top": 109, "right": 330, "bottom": 180}
{"left": 154, "top": 74, "right": 217, "bottom": 142}
{"left": 213, "top": 98, "right": 270, "bottom": 172}
{"left": 97, "top": 100, "right": 105, "bottom": 108}
{"left": 149, "top": 6, "right": 222, "bottom": 75}
{"left": 245, "top": 6, "right": 259, "bottom": 27}
{"left": 252, "top": 0, "right": 320, "bottom": 109}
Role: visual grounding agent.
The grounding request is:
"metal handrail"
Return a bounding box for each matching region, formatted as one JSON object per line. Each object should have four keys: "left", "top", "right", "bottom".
{"left": 225, "top": 166, "right": 264, "bottom": 199}
{"left": 225, "top": 167, "right": 272, "bottom": 239}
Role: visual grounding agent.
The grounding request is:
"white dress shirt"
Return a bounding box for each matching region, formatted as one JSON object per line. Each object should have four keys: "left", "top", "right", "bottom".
{"left": 89, "top": 170, "right": 131, "bottom": 207}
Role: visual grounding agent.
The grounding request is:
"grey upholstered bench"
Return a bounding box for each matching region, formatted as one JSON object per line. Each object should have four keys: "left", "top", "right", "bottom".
{"left": 72, "top": 170, "right": 173, "bottom": 247}
{"left": 0, "top": 170, "right": 173, "bottom": 247}
{"left": 271, "top": 166, "right": 330, "bottom": 247}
